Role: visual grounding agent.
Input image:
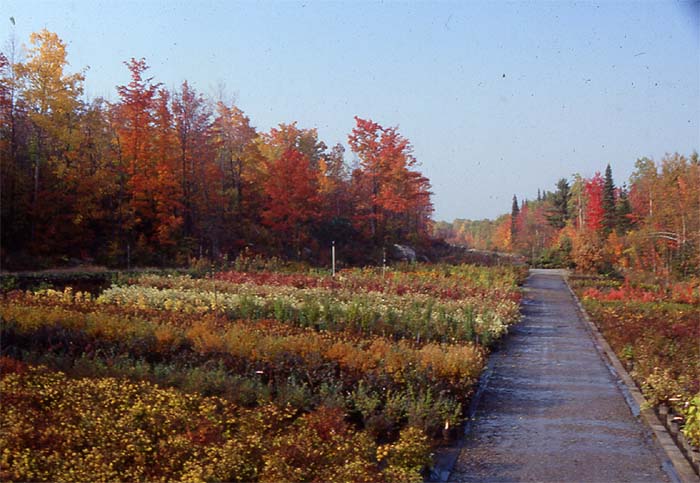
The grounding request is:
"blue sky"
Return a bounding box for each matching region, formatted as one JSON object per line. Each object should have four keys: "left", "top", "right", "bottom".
{"left": 2, "top": 0, "right": 699, "bottom": 221}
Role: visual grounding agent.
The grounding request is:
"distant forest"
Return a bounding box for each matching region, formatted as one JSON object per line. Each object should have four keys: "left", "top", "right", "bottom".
{"left": 435, "top": 153, "right": 700, "bottom": 279}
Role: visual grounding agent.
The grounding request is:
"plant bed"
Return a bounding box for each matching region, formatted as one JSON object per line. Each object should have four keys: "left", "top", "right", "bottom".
{"left": 0, "top": 262, "right": 524, "bottom": 481}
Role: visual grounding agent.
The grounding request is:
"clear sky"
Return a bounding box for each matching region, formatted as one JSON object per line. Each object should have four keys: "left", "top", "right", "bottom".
{"left": 2, "top": 0, "right": 699, "bottom": 221}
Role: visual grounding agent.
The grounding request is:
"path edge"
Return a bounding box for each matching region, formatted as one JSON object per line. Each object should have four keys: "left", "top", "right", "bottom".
{"left": 427, "top": 271, "right": 535, "bottom": 482}
{"left": 563, "top": 272, "right": 699, "bottom": 483}
{"left": 427, "top": 338, "right": 499, "bottom": 482}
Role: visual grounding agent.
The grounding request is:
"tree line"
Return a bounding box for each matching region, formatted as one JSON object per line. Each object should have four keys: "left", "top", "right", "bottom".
{"left": 435, "top": 154, "right": 700, "bottom": 279}
{"left": 0, "top": 30, "right": 433, "bottom": 269}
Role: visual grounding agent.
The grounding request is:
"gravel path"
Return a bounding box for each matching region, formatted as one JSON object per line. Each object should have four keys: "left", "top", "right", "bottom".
{"left": 449, "top": 269, "right": 671, "bottom": 483}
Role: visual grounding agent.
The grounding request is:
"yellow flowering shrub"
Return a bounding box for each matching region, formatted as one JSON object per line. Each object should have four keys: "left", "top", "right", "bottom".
{"left": 0, "top": 365, "right": 431, "bottom": 482}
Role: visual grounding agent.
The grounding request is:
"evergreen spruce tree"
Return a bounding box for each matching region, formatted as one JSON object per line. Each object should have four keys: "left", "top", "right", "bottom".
{"left": 511, "top": 195, "right": 520, "bottom": 242}
{"left": 547, "top": 178, "right": 570, "bottom": 229}
{"left": 616, "top": 184, "right": 633, "bottom": 234}
{"left": 602, "top": 164, "right": 616, "bottom": 234}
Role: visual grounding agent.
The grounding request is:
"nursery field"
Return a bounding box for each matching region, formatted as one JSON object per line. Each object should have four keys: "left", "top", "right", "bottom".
{"left": 0, "top": 263, "right": 526, "bottom": 482}
{"left": 572, "top": 276, "right": 700, "bottom": 454}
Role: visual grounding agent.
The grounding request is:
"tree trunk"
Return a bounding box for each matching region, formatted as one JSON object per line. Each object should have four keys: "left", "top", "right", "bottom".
{"left": 31, "top": 150, "right": 39, "bottom": 243}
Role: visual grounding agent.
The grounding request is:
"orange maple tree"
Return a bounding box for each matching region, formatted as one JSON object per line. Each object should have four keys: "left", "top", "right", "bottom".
{"left": 262, "top": 148, "right": 321, "bottom": 257}
{"left": 348, "top": 116, "right": 432, "bottom": 248}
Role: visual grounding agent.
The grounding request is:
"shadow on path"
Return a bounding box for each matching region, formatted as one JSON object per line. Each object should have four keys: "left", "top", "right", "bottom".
{"left": 448, "top": 269, "right": 670, "bottom": 483}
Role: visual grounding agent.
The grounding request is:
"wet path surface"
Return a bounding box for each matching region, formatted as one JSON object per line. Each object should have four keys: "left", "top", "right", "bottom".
{"left": 449, "top": 269, "right": 670, "bottom": 483}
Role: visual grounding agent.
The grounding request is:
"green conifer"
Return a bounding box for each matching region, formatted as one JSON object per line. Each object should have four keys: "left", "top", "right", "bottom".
{"left": 511, "top": 195, "right": 520, "bottom": 241}
{"left": 547, "top": 178, "right": 570, "bottom": 229}
{"left": 602, "top": 164, "right": 616, "bottom": 234}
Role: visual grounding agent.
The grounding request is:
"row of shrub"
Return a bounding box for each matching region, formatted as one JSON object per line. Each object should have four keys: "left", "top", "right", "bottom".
{"left": 1, "top": 263, "right": 525, "bottom": 481}
{"left": 1, "top": 296, "right": 485, "bottom": 438}
{"left": 1, "top": 361, "right": 430, "bottom": 482}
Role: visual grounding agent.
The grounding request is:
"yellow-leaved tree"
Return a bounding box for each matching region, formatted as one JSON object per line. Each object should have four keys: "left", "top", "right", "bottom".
{"left": 16, "top": 29, "right": 85, "bottom": 252}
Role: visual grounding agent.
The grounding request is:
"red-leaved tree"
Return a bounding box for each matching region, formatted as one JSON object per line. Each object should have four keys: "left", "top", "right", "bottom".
{"left": 585, "top": 172, "right": 605, "bottom": 232}
{"left": 348, "top": 116, "right": 433, "bottom": 248}
{"left": 262, "top": 148, "right": 321, "bottom": 257}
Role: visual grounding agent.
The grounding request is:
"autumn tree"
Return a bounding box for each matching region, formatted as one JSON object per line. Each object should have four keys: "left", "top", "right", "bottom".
{"left": 403, "top": 169, "right": 434, "bottom": 244}
{"left": 211, "top": 101, "right": 258, "bottom": 214}
{"left": 568, "top": 174, "right": 586, "bottom": 230}
{"left": 151, "top": 88, "right": 183, "bottom": 251}
{"left": 654, "top": 153, "right": 700, "bottom": 276}
{"left": 257, "top": 122, "right": 326, "bottom": 168}
{"left": 313, "top": 143, "right": 358, "bottom": 257}
{"left": 629, "top": 157, "right": 657, "bottom": 224}
{"left": 262, "top": 148, "right": 321, "bottom": 257}
{"left": 15, "top": 29, "right": 85, "bottom": 252}
{"left": 0, "top": 52, "right": 15, "bottom": 158}
{"left": 0, "top": 48, "right": 32, "bottom": 257}
{"left": 172, "top": 81, "right": 212, "bottom": 251}
{"left": 584, "top": 173, "right": 605, "bottom": 233}
{"left": 70, "top": 98, "right": 122, "bottom": 259}
{"left": 113, "top": 58, "right": 161, "bottom": 262}
{"left": 211, "top": 101, "right": 262, "bottom": 252}
{"left": 317, "top": 143, "right": 349, "bottom": 219}
{"left": 348, "top": 117, "right": 433, "bottom": 251}
{"left": 492, "top": 215, "right": 513, "bottom": 251}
